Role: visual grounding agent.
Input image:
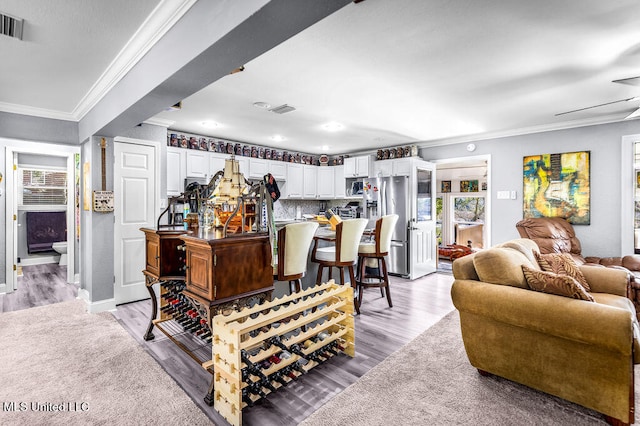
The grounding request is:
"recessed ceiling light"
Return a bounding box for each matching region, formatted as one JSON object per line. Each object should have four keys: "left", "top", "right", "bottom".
{"left": 270, "top": 134, "right": 286, "bottom": 142}
{"left": 201, "top": 121, "right": 219, "bottom": 128}
{"left": 253, "top": 101, "right": 271, "bottom": 109}
{"left": 322, "top": 121, "right": 344, "bottom": 132}
{"left": 321, "top": 145, "right": 329, "bottom": 151}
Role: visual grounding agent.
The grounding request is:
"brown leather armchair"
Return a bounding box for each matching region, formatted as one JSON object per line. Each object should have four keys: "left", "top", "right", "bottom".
{"left": 516, "top": 217, "right": 640, "bottom": 316}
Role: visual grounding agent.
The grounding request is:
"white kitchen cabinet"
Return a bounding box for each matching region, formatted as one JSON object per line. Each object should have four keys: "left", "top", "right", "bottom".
{"left": 333, "top": 165, "right": 346, "bottom": 198}
{"left": 209, "top": 153, "right": 227, "bottom": 180}
{"left": 285, "top": 163, "right": 303, "bottom": 198}
{"left": 186, "top": 151, "right": 208, "bottom": 178}
{"left": 303, "top": 165, "right": 317, "bottom": 199}
{"left": 392, "top": 158, "right": 413, "bottom": 176}
{"left": 316, "top": 167, "right": 335, "bottom": 199}
{"left": 249, "top": 158, "right": 268, "bottom": 179}
{"left": 268, "top": 160, "right": 287, "bottom": 180}
{"left": 236, "top": 156, "right": 249, "bottom": 177}
{"left": 373, "top": 160, "right": 393, "bottom": 177}
{"left": 166, "top": 147, "right": 186, "bottom": 196}
{"left": 344, "top": 155, "right": 371, "bottom": 177}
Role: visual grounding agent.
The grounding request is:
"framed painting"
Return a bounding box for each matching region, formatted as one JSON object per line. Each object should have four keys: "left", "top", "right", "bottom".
{"left": 523, "top": 150, "right": 590, "bottom": 225}
{"left": 460, "top": 180, "right": 478, "bottom": 192}
{"left": 441, "top": 180, "right": 451, "bottom": 193}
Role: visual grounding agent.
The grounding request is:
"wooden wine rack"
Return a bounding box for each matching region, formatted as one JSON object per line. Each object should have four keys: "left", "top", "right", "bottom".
{"left": 210, "top": 280, "right": 355, "bottom": 426}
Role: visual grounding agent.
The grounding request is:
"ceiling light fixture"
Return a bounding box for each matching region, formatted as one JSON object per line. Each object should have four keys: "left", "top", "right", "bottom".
{"left": 321, "top": 145, "right": 329, "bottom": 151}
{"left": 322, "top": 121, "right": 344, "bottom": 132}
{"left": 253, "top": 101, "right": 271, "bottom": 109}
{"left": 201, "top": 121, "right": 220, "bottom": 128}
{"left": 270, "top": 135, "right": 286, "bottom": 142}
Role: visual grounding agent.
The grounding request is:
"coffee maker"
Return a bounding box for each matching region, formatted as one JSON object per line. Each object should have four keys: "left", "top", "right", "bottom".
{"left": 318, "top": 200, "right": 327, "bottom": 215}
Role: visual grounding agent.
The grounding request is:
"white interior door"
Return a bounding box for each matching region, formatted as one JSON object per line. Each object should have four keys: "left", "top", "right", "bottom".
{"left": 409, "top": 163, "right": 437, "bottom": 279}
{"left": 114, "top": 140, "right": 157, "bottom": 305}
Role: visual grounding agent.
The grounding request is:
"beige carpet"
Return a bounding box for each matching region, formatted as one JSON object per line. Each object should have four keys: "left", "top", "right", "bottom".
{"left": 301, "top": 310, "right": 632, "bottom": 426}
{"left": 0, "top": 300, "right": 212, "bottom": 426}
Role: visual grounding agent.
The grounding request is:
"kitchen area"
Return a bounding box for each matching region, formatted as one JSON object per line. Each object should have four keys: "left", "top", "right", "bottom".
{"left": 166, "top": 137, "right": 437, "bottom": 281}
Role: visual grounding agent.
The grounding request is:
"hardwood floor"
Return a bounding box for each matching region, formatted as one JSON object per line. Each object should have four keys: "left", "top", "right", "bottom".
{"left": 0, "top": 264, "right": 77, "bottom": 313}
{"left": 113, "top": 273, "right": 455, "bottom": 426}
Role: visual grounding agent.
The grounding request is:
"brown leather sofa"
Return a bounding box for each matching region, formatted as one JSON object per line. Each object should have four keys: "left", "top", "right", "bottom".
{"left": 451, "top": 238, "right": 639, "bottom": 425}
{"left": 516, "top": 217, "right": 640, "bottom": 316}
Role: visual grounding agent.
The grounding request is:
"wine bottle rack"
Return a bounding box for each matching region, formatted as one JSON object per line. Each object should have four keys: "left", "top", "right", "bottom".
{"left": 210, "top": 279, "right": 355, "bottom": 426}
{"left": 154, "top": 280, "right": 214, "bottom": 365}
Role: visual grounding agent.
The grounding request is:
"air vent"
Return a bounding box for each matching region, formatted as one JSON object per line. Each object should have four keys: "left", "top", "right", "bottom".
{"left": 269, "top": 104, "right": 296, "bottom": 114}
{"left": 0, "top": 12, "right": 24, "bottom": 40}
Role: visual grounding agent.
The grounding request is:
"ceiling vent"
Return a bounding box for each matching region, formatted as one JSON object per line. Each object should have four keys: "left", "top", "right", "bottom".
{"left": 0, "top": 12, "right": 23, "bottom": 40}
{"left": 269, "top": 104, "right": 296, "bottom": 114}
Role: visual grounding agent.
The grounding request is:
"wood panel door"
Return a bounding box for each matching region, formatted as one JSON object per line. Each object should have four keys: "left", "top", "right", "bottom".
{"left": 114, "top": 140, "right": 157, "bottom": 305}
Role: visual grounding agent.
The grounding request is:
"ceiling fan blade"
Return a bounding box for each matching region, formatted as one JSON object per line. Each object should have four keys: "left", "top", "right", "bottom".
{"left": 555, "top": 97, "right": 639, "bottom": 116}
{"left": 613, "top": 76, "right": 640, "bottom": 86}
{"left": 625, "top": 107, "right": 640, "bottom": 120}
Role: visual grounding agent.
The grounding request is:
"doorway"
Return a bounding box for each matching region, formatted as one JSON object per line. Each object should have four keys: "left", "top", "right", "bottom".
{"left": 433, "top": 155, "right": 490, "bottom": 272}
{"left": 3, "top": 140, "right": 79, "bottom": 302}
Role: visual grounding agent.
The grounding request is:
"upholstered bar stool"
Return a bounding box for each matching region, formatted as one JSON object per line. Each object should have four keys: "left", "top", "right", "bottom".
{"left": 311, "top": 218, "right": 368, "bottom": 312}
{"left": 355, "top": 214, "right": 398, "bottom": 311}
{"left": 274, "top": 222, "right": 319, "bottom": 294}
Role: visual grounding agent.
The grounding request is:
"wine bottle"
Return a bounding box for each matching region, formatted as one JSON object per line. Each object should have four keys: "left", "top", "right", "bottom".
{"left": 288, "top": 343, "right": 307, "bottom": 359}
{"left": 268, "top": 336, "right": 289, "bottom": 352}
{"left": 242, "top": 388, "right": 254, "bottom": 407}
{"left": 261, "top": 377, "right": 277, "bottom": 393}
{"left": 291, "top": 360, "right": 307, "bottom": 375}
{"left": 270, "top": 371, "right": 288, "bottom": 387}
{"left": 248, "top": 382, "right": 267, "bottom": 400}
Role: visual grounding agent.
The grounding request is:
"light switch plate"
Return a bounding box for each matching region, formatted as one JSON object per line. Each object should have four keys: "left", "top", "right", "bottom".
{"left": 497, "top": 190, "right": 510, "bottom": 199}
{"left": 510, "top": 190, "right": 517, "bottom": 199}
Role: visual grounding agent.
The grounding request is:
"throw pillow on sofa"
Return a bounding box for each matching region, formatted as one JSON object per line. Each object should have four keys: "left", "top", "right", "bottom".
{"left": 522, "top": 265, "right": 594, "bottom": 301}
{"left": 534, "top": 251, "right": 591, "bottom": 292}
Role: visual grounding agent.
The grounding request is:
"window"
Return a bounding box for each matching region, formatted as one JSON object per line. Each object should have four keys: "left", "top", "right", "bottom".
{"left": 453, "top": 196, "right": 485, "bottom": 224}
{"left": 20, "top": 168, "right": 67, "bottom": 205}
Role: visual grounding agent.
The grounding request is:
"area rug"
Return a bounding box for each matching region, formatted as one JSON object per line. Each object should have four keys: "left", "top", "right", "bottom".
{"left": 0, "top": 300, "right": 212, "bottom": 425}
{"left": 300, "top": 310, "right": 630, "bottom": 426}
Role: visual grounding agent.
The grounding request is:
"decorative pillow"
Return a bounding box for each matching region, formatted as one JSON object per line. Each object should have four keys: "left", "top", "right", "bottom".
{"left": 522, "top": 265, "right": 594, "bottom": 302}
{"left": 534, "top": 251, "right": 591, "bottom": 292}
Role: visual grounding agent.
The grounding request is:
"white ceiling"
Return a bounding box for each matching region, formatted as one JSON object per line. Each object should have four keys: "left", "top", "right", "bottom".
{"left": 3, "top": 0, "right": 640, "bottom": 155}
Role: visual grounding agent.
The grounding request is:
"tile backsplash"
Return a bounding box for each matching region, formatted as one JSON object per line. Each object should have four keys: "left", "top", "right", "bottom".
{"left": 273, "top": 199, "right": 360, "bottom": 219}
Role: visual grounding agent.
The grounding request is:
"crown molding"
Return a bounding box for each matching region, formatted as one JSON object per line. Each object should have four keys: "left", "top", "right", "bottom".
{"left": 418, "top": 113, "right": 637, "bottom": 148}
{"left": 72, "top": 0, "right": 198, "bottom": 120}
{"left": 0, "top": 102, "right": 76, "bottom": 121}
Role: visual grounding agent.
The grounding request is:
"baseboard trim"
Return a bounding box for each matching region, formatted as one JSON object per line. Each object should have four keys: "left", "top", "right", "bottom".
{"left": 77, "top": 290, "right": 116, "bottom": 313}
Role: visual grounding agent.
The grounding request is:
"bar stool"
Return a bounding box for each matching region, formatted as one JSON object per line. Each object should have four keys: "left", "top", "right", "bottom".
{"left": 274, "top": 222, "right": 319, "bottom": 294}
{"left": 355, "top": 214, "right": 399, "bottom": 311}
{"left": 311, "top": 218, "right": 368, "bottom": 312}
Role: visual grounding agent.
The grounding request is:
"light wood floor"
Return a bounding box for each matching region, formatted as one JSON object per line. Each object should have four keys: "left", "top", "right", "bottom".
{"left": 0, "top": 264, "right": 77, "bottom": 313}
{"left": 114, "top": 273, "right": 455, "bottom": 426}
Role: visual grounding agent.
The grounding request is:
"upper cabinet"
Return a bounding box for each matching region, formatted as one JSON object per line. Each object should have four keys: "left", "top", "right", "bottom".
{"left": 248, "top": 158, "right": 268, "bottom": 179}
{"left": 303, "top": 165, "right": 318, "bottom": 199}
{"left": 186, "top": 151, "right": 208, "bottom": 178}
{"left": 372, "top": 158, "right": 414, "bottom": 177}
{"left": 285, "top": 163, "right": 304, "bottom": 198}
{"left": 167, "top": 147, "right": 186, "bottom": 196}
{"left": 269, "top": 161, "right": 287, "bottom": 181}
{"left": 344, "top": 155, "right": 371, "bottom": 177}
{"left": 316, "top": 167, "right": 335, "bottom": 199}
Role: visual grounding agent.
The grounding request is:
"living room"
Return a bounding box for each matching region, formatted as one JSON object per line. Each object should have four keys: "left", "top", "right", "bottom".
{"left": 2, "top": 1, "right": 640, "bottom": 425}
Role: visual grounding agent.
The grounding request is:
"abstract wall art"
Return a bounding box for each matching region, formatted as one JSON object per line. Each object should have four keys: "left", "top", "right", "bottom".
{"left": 523, "top": 151, "right": 590, "bottom": 225}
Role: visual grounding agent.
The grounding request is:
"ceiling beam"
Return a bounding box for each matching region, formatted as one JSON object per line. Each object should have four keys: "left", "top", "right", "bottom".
{"left": 78, "top": 0, "right": 352, "bottom": 143}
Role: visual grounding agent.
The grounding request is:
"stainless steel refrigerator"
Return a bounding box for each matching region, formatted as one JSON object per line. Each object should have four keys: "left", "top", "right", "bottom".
{"left": 363, "top": 176, "right": 410, "bottom": 276}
